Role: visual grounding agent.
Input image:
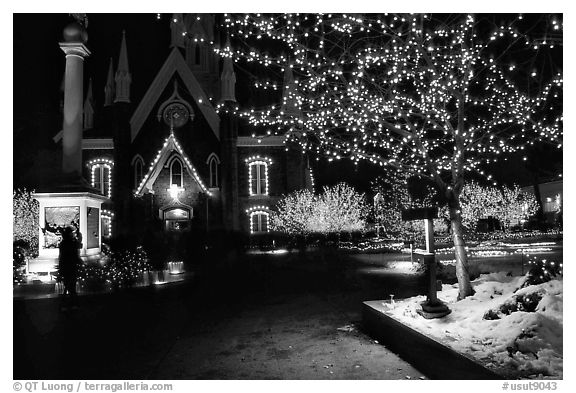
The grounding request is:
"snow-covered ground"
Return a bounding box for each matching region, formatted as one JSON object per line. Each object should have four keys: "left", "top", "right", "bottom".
{"left": 383, "top": 272, "right": 563, "bottom": 379}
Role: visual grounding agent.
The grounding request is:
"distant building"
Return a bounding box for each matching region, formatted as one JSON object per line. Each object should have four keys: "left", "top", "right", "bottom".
{"left": 46, "top": 14, "right": 313, "bottom": 240}
{"left": 522, "top": 179, "right": 562, "bottom": 224}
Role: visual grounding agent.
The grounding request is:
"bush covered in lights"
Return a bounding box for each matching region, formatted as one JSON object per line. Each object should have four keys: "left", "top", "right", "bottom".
{"left": 521, "top": 256, "right": 563, "bottom": 288}
{"left": 13, "top": 189, "right": 39, "bottom": 257}
{"left": 13, "top": 242, "right": 27, "bottom": 285}
{"left": 104, "top": 246, "right": 151, "bottom": 289}
{"left": 371, "top": 174, "right": 447, "bottom": 241}
{"left": 458, "top": 182, "right": 539, "bottom": 232}
{"left": 77, "top": 263, "right": 108, "bottom": 291}
{"left": 72, "top": 246, "right": 151, "bottom": 291}
{"left": 271, "top": 183, "right": 369, "bottom": 235}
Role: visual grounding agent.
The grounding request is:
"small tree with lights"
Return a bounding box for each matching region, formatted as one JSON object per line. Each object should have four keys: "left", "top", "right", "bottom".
{"left": 13, "top": 189, "right": 39, "bottom": 256}
{"left": 458, "top": 181, "right": 501, "bottom": 231}
{"left": 214, "top": 13, "right": 562, "bottom": 299}
{"left": 271, "top": 183, "right": 368, "bottom": 235}
{"left": 270, "top": 188, "right": 316, "bottom": 235}
{"left": 496, "top": 184, "right": 539, "bottom": 231}
{"left": 371, "top": 174, "right": 441, "bottom": 240}
{"left": 312, "top": 183, "right": 368, "bottom": 233}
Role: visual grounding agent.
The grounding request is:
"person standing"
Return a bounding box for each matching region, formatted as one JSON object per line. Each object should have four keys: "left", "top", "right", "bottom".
{"left": 59, "top": 226, "right": 81, "bottom": 310}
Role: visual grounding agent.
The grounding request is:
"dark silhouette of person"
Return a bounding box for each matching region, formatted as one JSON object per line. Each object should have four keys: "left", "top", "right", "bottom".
{"left": 59, "top": 226, "right": 81, "bottom": 310}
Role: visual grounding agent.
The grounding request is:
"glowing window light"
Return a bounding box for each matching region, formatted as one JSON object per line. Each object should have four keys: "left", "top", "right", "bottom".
{"left": 246, "top": 206, "right": 270, "bottom": 234}
{"left": 245, "top": 156, "right": 272, "bottom": 196}
{"left": 101, "top": 209, "right": 115, "bottom": 238}
{"left": 169, "top": 158, "right": 184, "bottom": 187}
{"left": 167, "top": 183, "right": 185, "bottom": 200}
{"left": 88, "top": 158, "right": 114, "bottom": 198}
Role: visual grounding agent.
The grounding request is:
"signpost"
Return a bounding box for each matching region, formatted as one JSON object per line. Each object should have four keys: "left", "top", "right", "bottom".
{"left": 402, "top": 207, "right": 451, "bottom": 319}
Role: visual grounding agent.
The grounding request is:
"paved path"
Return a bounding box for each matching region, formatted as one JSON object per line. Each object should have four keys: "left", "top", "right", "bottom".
{"left": 14, "top": 252, "right": 427, "bottom": 379}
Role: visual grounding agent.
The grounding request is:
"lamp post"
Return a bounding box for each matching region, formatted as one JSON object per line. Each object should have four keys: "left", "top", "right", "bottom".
{"left": 402, "top": 207, "right": 451, "bottom": 319}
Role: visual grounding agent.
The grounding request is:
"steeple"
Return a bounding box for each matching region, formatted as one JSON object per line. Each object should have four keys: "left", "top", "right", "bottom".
{"left": 114, "top": 31, "right": 131, "bottom": 103}
{"left": 104, "top": 58, "right": 114, "bottom": 107}
{"left": 83, "top": 78, "right": 94, "bottom": 130}
{"left": 170, "top": 13, "right": 185, "bottom": 48}
{"left": 220, "top": 37, "right": 236, "bottom": 103}
{"left": 281, "top": 66, "right": 301, "bottom": 117}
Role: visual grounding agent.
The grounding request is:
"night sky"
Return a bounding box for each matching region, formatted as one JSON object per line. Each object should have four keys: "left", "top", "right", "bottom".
{"left": 13, "top": 13, "right": 562, "bottom": 194}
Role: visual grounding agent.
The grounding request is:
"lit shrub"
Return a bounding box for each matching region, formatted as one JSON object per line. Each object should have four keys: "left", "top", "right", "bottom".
{"left": 104, "top": 246, "right": 151, "bottom": 289}
{"left": 521, "top": 257, "right": 563, "bottom": 288}
{"left": 13, "top": 189, "right": 39, "bottom": 257}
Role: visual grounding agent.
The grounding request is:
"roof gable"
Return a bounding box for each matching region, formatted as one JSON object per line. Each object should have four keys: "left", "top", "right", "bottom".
{"left": 134, "top": 132, "right": 212, "bottom": 197}
{"left": 130, "top": 48, "right": 219, "bottom": 141}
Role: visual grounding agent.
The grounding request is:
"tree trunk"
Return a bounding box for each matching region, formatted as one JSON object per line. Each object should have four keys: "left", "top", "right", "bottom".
{"left": 448, "top": 193, "right": 474, "bottom": 300}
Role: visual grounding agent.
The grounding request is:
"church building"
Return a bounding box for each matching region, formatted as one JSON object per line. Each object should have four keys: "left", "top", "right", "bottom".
{"left": 50, "top": 14, "right": 313, "bottom": 242}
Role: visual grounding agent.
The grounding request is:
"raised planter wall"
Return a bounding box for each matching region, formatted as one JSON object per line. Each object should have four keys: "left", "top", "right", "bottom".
{"left": 362, "top": 300, "right": 502, "bottom": 380}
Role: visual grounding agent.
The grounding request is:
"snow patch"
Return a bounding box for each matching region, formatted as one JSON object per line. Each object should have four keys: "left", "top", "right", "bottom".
{"left": 385, "top": 273, "right": 563, "bottom": 379}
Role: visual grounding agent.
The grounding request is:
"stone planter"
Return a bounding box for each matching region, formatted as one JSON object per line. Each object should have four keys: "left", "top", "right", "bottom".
{"left": 362, "top": 300, "right": 501, "bottom": 380}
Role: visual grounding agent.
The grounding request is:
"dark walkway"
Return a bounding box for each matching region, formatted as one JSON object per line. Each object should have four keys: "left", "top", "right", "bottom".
{"left": 14, "top": 251, "right": 427, "bottom": 379}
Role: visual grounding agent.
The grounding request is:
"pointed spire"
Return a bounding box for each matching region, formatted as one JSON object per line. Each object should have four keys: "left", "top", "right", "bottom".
{"left": 104, "top": 58, "right": 115, "bottom": 107}
{"left": 170, "top": 13, "right": 185, "bottom": 48}
{"left": 220, "top": 37, "right": 236, "bottom": 103}
{"left": 281, "top": 65, "right": 301, "bottom": 117}
{"left": 118, "top": 30, "right": 129, "bottom": 73}
{"left": 114, "top": 30, "right": 131, "bottom": 103}
{"left": 83, "top": 78, "right": 94, "bottom": 130}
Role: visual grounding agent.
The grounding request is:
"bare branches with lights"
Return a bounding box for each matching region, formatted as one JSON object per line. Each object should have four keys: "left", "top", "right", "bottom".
{"left": 214, "top": 13, "right": 562, "bottom": 188}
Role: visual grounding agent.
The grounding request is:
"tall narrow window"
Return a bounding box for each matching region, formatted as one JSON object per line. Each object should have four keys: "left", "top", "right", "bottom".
{"left": 209, "top": 158, "right": 218, "bottom": 188}
{"left": 90, "top": 160, "right": 113, "bottom": 198}
{"left": 134, "top": 159, "right": 143, "bottom": 189}
{"left": 249, "top": 162, "right": 267, "bottom": 195}
{"left": 170, "top": 159, "right": 183, "bottom": 187}
{"left": 246, "top": 156, "right": 272, "bottom": 196}
{"left": 93, "top": 166, "right": 102, "bottom": 192}
{"left": 250, "top": 212, "right": 269, "bottom": 233}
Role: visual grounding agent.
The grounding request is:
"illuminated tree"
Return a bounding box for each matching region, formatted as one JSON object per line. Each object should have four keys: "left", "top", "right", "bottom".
{"left": 214, "top": 13, "right": 562, "bottom": 299}
{"left": 371, "top": 174, "right": 438, "bottom": 239}
{"left": 270, "top": 188, "right": 316, "bottom": 234}
{"left": 13, "top": 189, "right": 39, "bottom": 256}
{"left": 458, "top": 181, "right": 501, "bottom": 230}
{"left": 496, "top": 184, "right": 539, "bottom": 230}
{"left": 312, "top": 183, "right": 368, "bottom": 233}
{"left": 271, "top": 183, "right": 368, "bottom": 234}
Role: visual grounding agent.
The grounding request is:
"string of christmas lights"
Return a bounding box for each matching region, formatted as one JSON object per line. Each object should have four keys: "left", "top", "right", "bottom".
{"left": 208, "top": 14, "right": 561, "bottom": 190}
{"left": 135, "top": 133, "right": 212, "bottom": 197}
{"left": 88, "top": 158, "right": 114, "bottom": 198}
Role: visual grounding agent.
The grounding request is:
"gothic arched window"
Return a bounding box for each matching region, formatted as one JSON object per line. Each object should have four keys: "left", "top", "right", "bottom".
{"left": 206, "top": 153, "right": 220, "bottom": 188}
{"left": 133, "top": 156, "right": 144, "bottom": 190}
{"left": 170, "top": 158, "right": 183, "bottom": 187}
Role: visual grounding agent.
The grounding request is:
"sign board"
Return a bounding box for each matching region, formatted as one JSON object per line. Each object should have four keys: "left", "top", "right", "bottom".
{"left": 401, "top": 207, "right": 438, "bottom": 221}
